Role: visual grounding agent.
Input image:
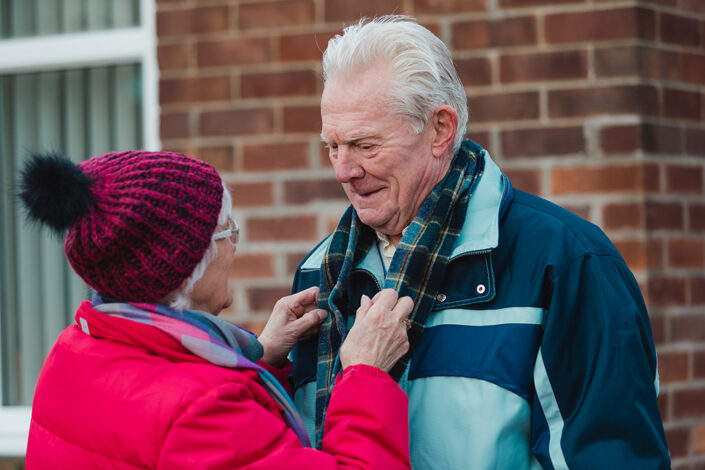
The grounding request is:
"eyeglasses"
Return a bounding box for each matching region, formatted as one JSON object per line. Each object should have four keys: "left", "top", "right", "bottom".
{"left": 212, "top": 218, "right": 240, "bottom": 244}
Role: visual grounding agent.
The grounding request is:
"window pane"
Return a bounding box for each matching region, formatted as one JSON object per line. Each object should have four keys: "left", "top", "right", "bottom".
{"left": 0, "top": 0, "right": 140, "bottom": 39}
{"left": 0, "top": 63, "right": 143, "bottom": 406}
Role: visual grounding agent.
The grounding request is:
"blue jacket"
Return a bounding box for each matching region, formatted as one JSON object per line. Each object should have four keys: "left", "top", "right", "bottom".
{"left": 290, "top": 141, "right": 670, "bottom": 470}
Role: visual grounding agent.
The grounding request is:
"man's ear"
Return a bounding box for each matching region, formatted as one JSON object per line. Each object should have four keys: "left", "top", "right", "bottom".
{"left": 430, "top": 105, "right": 458, "bottom": 158}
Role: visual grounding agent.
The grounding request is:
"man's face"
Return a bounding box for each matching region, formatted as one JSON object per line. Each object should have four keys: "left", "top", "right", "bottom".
{"left": 321, "top": 65, "right": 449, "bottom": 240}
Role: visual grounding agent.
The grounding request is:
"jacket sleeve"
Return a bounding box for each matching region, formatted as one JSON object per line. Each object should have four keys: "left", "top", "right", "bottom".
{"left": 157, "top": 365, "right": 410, "bottom": 470}
{"left": 530, "top": 253, "right": 670, "bottom": 470}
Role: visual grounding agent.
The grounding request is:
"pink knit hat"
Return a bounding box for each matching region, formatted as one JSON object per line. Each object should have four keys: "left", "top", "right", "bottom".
{"left": 19, "top": 150, "right": 224, "bottom": 302}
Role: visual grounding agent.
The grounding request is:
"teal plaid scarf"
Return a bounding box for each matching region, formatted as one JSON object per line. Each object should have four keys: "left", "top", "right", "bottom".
{"left": 314, "top": 142, "right": 484, "bottom": 446}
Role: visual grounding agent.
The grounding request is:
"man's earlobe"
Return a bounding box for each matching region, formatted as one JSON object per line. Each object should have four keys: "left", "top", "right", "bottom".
{"left": 431, "top": 106, "right": 458, "bottom": 158}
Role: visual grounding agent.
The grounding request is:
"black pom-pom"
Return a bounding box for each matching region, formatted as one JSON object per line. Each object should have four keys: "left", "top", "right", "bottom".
{"left": 18, "top": 153, "right": 95, "bottom": 232}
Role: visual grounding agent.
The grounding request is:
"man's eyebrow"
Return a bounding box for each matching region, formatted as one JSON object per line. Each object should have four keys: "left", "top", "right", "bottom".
{"left": 320, "top": 133, "right": 375, "bottom": 144}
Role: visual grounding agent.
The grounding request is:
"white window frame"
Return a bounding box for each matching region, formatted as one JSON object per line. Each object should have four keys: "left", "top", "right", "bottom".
{"left": 0, "top": 0, "right": 159, "bottom": 456}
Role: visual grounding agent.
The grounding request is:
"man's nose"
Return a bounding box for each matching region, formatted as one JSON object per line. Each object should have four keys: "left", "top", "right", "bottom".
{"left": 333, "top": 146, "right": 364, "bottom": 182}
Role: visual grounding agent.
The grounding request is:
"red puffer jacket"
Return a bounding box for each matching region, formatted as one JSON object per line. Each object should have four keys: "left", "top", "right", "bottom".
{"left": 26, "top": 302, "right": 410, "bottom": 469}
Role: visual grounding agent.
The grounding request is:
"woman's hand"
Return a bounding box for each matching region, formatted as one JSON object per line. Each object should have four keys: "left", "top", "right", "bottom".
{"left": 340, "top": 289, "right": 413, "bottom": 372}
{"left": 258, "top": 286, "right": 327, "bottom": 367}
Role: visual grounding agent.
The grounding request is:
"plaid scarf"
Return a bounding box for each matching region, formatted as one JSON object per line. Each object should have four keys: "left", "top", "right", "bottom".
{"left": 314, "top": 142, "right": 484, "bottom": 446}
{"left": 90, "top": 294, "right": 311, "bottom": 447}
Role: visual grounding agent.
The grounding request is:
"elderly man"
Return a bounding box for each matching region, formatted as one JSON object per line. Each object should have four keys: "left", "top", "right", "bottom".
{"left": 290, "top": 15, "right": 670, "bottom": 470}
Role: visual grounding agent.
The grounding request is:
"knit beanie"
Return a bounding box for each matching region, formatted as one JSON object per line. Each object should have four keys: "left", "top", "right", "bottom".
{"left": 18, "top": 150, "right": 224, "bottom": 302}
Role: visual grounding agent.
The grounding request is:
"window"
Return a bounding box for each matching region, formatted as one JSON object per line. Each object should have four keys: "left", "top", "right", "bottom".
{"left": 0, "top": 0, "right": 158, "bottom": 456}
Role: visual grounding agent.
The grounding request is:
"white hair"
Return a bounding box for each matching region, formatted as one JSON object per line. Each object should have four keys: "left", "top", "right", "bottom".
{"left": 322, "top": 15, "right": 468, "bottom": 154}
{"left": 167, "top": 182, "right": 232, "bottom": 311}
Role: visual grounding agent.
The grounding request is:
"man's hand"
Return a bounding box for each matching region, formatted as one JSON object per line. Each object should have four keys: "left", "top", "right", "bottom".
{"left": 258, "top": 286, "right": 327, "bottom": 367}
{"left": 340, "top": 289, "right": 413, "bottom": 372}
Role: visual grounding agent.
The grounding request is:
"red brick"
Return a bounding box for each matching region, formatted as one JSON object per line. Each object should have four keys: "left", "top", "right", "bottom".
{"left": 594, "top": 45, "right": 640, "bottom": 78}
{"left": 665, "top": 426, "right": 691, "bottom": 458}
{"left": 452, "top": 16, "right": 537, "bottom": 50}
{"left": 646, "top": 202, "right": 684, "bottom": 230}
{"left": 160, "top": 111, "right": 190, "bottom": 139}
{"left": 657, "top": 390, "right": 669, "bottom": 421}
{"left": 241, "top": 142, "right": 309, "bottom": 171}
{"left": 694, "top": 423, "right": 705, "bottom": 454}
{"left": 239, "top": 0, "right": 314, "bottom": 29}
{"left": 455, "top": 57, "right": 492, "bottom": 86}
{"left": 160, "top": 75, "right": 231, "bottom": 104}
{"left": 241, "top": 70, "right": 318, "bottom": 98}
{"left": 666, "top": 165, "right": 703, "bottom": 194}
{"left": 663, "top": 88, "right": 702, "bottom": 121}
{"left": 639, "top": 47, "right": 680, "bottom": 81}
{"left": 641, "top": 123, "right": 684, "bottom": 155}
{"left": 248, "top": 215, "right": 318, "bottom": 241}
{"left": 600, "top": 125, "right": 641, "bottom": 154}
{"left": 157, "top": 6, "right": 229, "bottom": 36}
{"left": 280, "top": 32, "right": 336, "bottom": 62}
{"left": 613, "top": 239, "right": 647, "bottom": 270}
{"left": 451, "top": 20, "right": 489, "bottom": 49}
{"left": 283, "top": 105, "right": 321, "bottom": 133}
{"left": 651, "top": 314, "right": 667, "bottom": 345}
{"left": 695, "top": 349, "right": 705, "bottom": 378}
{"left": 324, "top": 0, "right": 407, "bottom": 22}
{"left": 469, "top": 92, "right": 539, "bottom": 122}
{"left": 493, "top": 16, "right": 537, "bottom": 47}
{"left": 680, "top": 52, "right": 705, "bottom": 85}
{"left": 548, "top": 85, "right": 658, "bottom": 118}
{"left": 671, "top": 314, "right": 705, "bottom": 341}
{"left": 648, "top": 277, "right": 687, "bottom": 308}
{"left": 284, "top": 179, "right": 347, "bottom": 204}
{"left": 286, "top": 252, "right": 310, "bottom": 275}
{"left": 691, "top": 277, "right": 705, "bottom": 305}
{"left": 690, "top": 204, "right": 705, "bottom": 231}
{"left": 195, "top": 146, "right": 235, "bottom": 172}
{"left": 228, "top": 182, "right": 273, "bottom": 207}
{"left": 545, "top": 7, "right": 655, "bottom": 44}
{"left": 551, "top": 164, "right": 659, "bottom": 195}
{"left": 158, "top": 43, "right": 191, "bottom": 71}
{"left": 197, "top": 38, "right": 271, "bottom": 67}
{"left": 680, "top": 0, "right": 705, "bottom": 13}
{"left": 467, "top": 131, "right": 490, "bottom": 151}
{"left": 199, "top": 108, "right": 274, "bottom": 136}
{"left": 660, "top": 12, "right": 701, "bottom": 47}
{"left": 413, "top": 0, "right": 485, "bottom": 15}
{"left": 669, "top": 238, "right": 705, "bottom": 268}
{"left": 500, "top": 0, "right": 584, "bottom": 5}
{"left": 658, "top": 350, "right": 690, "bottom": 384}
{"left": 230, "top": 253, "right": 275, "bottom": 279}
{"left": 246, "top": 285, "right": 292, "bottom": 311}
{"left": 503, "top": 169, "right": 541, "bottom": 195}
{"left": 673, "top": 386, "right": 705, "bottom": 419}
{"left": 686, "top": 128, "right": 705, "bottom": 156}
{"left": 500, "top": 50, "right": 587, "bottom": 83}
{"left": 502, "top": 127, "right": 584, "bottom": 158}
{"left": 647, "top": 238, "right": 665, "bottom": 270}
{"left": 602, "top": 203, "right": 644, "bottom": 230}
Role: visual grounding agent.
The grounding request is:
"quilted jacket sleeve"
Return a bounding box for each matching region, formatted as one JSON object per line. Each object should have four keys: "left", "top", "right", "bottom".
{"left": 530, "top": 253, "right": 670, "bottom": 470}
{"left": 157, "top": 364, "right": 410, "bottom": 470}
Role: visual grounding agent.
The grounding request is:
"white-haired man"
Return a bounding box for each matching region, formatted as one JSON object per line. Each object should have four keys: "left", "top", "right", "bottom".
{"left": 290, "top": 15, "right": 670, "bottom": 470}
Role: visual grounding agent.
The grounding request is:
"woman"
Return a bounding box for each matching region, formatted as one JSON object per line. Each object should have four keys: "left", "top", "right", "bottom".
{"left": 20, "top": 151, "right": 413, "bottom": 469}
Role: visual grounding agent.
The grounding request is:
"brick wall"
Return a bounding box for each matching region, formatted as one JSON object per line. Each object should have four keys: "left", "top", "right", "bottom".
{"left": 156, "top": 0, "right": 705, "bottom": 466}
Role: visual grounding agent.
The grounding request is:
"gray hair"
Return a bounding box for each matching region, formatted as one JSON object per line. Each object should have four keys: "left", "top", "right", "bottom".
{"left": 167, "top": 182, "right": 233, "bottom": 311}
{"left": 322, "top": 15, "right": 468, "bottom": 154}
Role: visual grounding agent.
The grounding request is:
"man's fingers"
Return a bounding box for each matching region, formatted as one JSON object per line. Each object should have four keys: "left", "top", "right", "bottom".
{"left": 368, "top": 289, "right": 399, "bottom": 313}
{"left": 293, "top": 308, "right": 327, "bottom": 332}
{"left": 392, "top": 296, "right": 414, "bottom": 320}
{"left": 285, "top": 286, "right": 320, "bottom": 317}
